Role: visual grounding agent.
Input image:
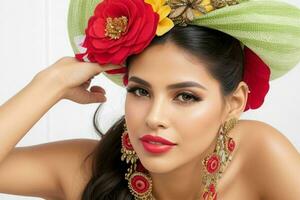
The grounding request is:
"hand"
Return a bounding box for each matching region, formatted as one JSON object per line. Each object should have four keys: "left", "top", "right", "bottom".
{"left": 38, "top": 56, "right": 124, "bottom": 104}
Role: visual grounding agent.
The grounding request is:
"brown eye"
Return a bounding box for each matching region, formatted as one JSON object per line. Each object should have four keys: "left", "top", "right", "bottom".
{"left": 176, "top": 92, "right": 201, "bottom": 104}
{"left": 127, "top": 87, "right": 149, "bottom": 97}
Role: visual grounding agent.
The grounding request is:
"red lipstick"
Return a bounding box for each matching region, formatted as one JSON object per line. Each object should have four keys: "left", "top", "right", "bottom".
{"left": 140, "top": 135, "right": 177, "bottom": 154}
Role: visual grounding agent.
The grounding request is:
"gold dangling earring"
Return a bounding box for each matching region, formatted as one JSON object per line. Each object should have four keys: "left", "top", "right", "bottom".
{"left": 201, "top": 117, "right": 238, "bottom": 200}
{"left": 121, "top": 122, "right": 153, "bottom": 200}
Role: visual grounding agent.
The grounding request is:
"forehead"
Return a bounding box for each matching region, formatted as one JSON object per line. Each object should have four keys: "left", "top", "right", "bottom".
{"left": 128, "top": 42, "right": 218, "bottom": 89}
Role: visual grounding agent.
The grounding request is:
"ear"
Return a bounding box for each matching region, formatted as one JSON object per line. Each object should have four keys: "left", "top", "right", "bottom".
{"left": 224, "top": 81, "right": 249, "bottom": 119}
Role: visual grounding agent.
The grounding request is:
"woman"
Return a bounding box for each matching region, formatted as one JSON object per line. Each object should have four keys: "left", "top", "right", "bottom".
{"left": 0, "top": 0, "right": 300, "bottom": 200}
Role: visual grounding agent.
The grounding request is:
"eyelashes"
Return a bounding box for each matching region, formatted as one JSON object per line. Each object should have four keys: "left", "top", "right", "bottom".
{"left": 126, "top": 86, "right": 202, "bottom": 104}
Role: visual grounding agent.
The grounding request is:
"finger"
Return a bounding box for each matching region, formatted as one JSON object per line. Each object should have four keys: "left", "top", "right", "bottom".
{"left": 90, "top": 86, "right": 106, "bottom": 94}
{"left": 75, "top": 59, "right": 124, "bottom": 77}
{"left": 85, "top": 77, "right": 94, "bottom": 84}
{"left": 75, "top": 89, "right": 107, "bottom": 104}
{"left": 94, "top": 63, "right": 124, "bottom": 74}
{"left": 82, "top": 81, "right": 91, "bottom": 89}
{"left": 74, "top": 60, "right": 104, "bottom": 74}
{"left": 102, "top": 63, "right": 124, "bottom": 70}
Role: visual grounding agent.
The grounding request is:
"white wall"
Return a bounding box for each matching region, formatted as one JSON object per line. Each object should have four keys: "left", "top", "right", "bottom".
{"left": 0, "top": 0, "right": 299, "bottom": 199}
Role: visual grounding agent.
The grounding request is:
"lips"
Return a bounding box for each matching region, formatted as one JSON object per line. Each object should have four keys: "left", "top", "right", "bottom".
{"left": 140, "top": 135, "right": 176, "bottom": 145}
{"left": 139, "top": 134, "right": 177, "bottom": 154}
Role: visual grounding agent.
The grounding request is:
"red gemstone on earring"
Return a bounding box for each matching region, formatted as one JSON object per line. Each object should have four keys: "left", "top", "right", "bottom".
{"left": 123, "top": 132, "right": 134, "bottom": 150}
{"left": 213, "top": 192, "right": 217, "bottom": 200}
{"left": 227, "top": 138, "right": 235, "bottom": 152}
{"left": 209, "top": 184, "right": 216, "bottom": 193}
{"left": 202, "top": 184, "right": 218, "bottom": 200}
{"left": 130, "top": 174, "right": 150, "bottom": 194}
{"left": 202, "top": 191, "right": 209, "bottom": 199}
{"left": 208, "top": 184, "right": 217, "bottom": 200}
{"left": 205, "top": 154, "right": 220, "bottom": 174}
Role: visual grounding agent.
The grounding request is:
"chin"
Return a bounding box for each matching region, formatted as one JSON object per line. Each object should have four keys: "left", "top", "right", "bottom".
{"left": 138, "top": 155, "right": 178, "bottom": 174}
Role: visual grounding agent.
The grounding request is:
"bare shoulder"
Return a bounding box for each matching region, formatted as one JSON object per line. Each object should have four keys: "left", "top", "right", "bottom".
{"left": 45, "top": 138, "right": 99, "bottom": 200}
{"left": 237, "top": 120, "right": 300, "bottom": 200}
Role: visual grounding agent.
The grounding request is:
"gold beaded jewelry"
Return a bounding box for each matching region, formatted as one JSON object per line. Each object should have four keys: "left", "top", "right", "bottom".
{"left": 121, "top": 123, "right": 153, "bottom": 200}
{"left": 201, "top": 117, "right": 238, "bottom": 200}
{"left": 121, "top": 118, "right": 238, "bottom": 200}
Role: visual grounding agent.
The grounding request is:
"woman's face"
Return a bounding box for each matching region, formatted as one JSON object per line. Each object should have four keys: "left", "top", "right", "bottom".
{"left": 125, "top": 42, "right": 228, "bottom": 173}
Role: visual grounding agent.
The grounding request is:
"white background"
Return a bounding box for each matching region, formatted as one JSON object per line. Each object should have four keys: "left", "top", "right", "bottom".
{"left": 0, "top": 0, "right": 299, "bottom": 199}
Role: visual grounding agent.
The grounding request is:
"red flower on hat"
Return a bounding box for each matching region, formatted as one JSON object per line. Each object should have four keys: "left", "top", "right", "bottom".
{"left": 75, "top": 0, "right": 159, "bottom": 66}
{"left": 243, "top": 46, "right": 271, "bottom": 111}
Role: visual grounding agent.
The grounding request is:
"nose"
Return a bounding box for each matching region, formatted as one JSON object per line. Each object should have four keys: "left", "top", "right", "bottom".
{"left": 145, "top": 95, "right": 169, "bottom": 130}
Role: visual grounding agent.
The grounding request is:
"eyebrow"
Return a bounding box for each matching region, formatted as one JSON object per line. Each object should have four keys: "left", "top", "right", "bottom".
{"left": 128, "top": 76, "right": 207, "bottom": 91}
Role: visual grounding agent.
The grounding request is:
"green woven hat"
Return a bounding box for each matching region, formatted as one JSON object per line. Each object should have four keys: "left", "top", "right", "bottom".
{"left": 67, "top": 0, "right": 300, "bottom": 87}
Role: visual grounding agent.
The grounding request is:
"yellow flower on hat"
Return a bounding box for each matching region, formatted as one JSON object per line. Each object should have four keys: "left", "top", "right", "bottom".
{"left": 145, "top": 0, "right": 174, "bottom": 36}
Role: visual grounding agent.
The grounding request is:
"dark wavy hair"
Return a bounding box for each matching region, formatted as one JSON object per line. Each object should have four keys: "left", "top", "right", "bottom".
{"left": 81, "top": 25, "right": 244, "bottom": 199}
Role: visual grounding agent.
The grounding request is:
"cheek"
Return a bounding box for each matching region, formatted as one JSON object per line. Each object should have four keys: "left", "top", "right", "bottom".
{"left": 173, "top": 98, "right": 223, "bottom": 155}
{"left": 125, "top": 95, "right": 147, "bottom": 123}
{"left": 124, "top": 95, "right": 148, "bottom": 143}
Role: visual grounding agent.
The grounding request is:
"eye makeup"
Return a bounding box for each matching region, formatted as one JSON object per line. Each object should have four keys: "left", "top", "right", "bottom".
{"left": 126, "top": 86, "right": 202, "bottom": 105}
